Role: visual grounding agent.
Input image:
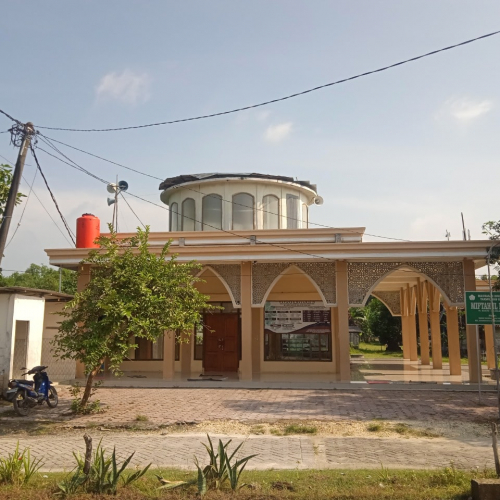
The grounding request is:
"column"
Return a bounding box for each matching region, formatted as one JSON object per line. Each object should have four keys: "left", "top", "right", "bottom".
{"left": 445, "top": 304, "right": 461, "bottom": 376}
{"left": 427, "top": 283, "right": 442, "bottom": 370}
{"left": 417, "top": 279, "right": 430, "bottom": 365}
{"left": 75, "top": 263, "right": 91, "bottom": 379}
{"left": 331, "top": 306, "right": 340, "bottom": 372}
{"left": 239, "top": 261, "right": 253, "bottom": 381}
{"left": 162, "top": 331, "right": 176, "bottom": 380}
{"left": 400, "top": 288, "right": 410, "bottom": 359}
{"left": 336, "top": 261, "right": 350, "bottom": 381}
{"left": 464, "top": 259, "right": 481, "bottom": 383}
{"left": 408, "top": 286, "right": 418, "bottom": 362}
{"left": 251, "top": 308, "right": 263, "bottom": 376}
{"left": 484, "top": 324, "right": 496, "bottom": 370}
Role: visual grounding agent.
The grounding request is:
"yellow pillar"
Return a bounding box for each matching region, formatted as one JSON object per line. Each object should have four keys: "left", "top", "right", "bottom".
{"left": 75, "top": 263, "right": 91, "bottom": 379}
{"left": 336, "top": 261, "right": 351, "bottom": 381}
{"left": 239, "top": 262, "right": 253, "bottom": 381}
{"left": 417, "top": 280, "right": 430, "bottom": 365}
{"left": 251, "top": 308, "right": 263, "bottom": 376}
{"left": 408, "top": 285, "right": 418, "bottom": 362}
{"left": 162, "top": 331, "right": 176, "bottom": 380}
{"left": 400, "top": 288, "right": 410, "bottom": 359}
{"left": 464, "top": 259, "right": 481, "bottom": 383}
{"left": 427, "top": 283, "right": 442, "bottom": 370}
{"left": 445, "top": 304, "right": 461, "bottom": 376}
{"left": 484, "top": 324, "right": 496, "bottom": 370}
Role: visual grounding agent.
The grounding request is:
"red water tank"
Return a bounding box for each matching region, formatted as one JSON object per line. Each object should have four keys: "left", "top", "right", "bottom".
{"left": 76, "top": 214, "right": 100, "bottom": 248}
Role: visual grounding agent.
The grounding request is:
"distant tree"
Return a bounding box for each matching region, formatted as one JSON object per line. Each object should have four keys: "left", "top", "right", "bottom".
{"left": 0, "top": 263, "right": 77, "bottom": 295}
{"left": 0, "top": 163, "right": 25, "bottom": 224}
{"left": 52, "top": 227, "right": 214, "bottom": 408}
{"left": 482, "top": 220, "right": 500, "bottom": 290}
{"left": 363, "top": 297, "right": 402, "bottom": 352}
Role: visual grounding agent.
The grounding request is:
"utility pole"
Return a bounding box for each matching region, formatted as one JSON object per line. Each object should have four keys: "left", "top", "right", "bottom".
{"left": 0, "top": 122, "right": 34, "bottom": 267}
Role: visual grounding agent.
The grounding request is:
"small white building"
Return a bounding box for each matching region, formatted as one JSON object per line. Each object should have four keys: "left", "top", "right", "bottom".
{"left": 0, "top": 287, "right": 73, "bottom": 390}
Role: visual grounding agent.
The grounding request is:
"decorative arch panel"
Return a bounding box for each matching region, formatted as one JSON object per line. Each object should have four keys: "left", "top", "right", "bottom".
{"left": 197, "top": 264, "right": 241, "bottom": 307}
{"left": 371, "top": 291, "right": 402, "bottom": 316}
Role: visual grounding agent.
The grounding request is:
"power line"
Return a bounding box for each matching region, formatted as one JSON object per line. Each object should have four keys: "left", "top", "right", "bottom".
{"left": 120, "top": 192, "right": 146, "bottom": 229}
{"left": 24, "top": 29, "right": 500, "bottom": 133}
{"left": 39, "top": 133, "right": 410, "bottom": 242}
{"left": 0, "top": 153, "right": 75, "bottom": 246}
{"left": 30, "top": 146, "right": 76, "bottom": 245}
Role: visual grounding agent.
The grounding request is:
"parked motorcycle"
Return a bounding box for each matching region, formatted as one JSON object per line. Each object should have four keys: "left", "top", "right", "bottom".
{"left": 3, "top": 366, "right": 58, "bottom": 416}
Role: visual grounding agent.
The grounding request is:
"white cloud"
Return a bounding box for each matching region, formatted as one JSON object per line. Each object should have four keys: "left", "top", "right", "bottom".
{"left": 265, "top": 122, "right": 293, "bottom": 142}
{"left": 96, "top": 69, "right": 151, "bottom": 105}
{"left": 436, "top": 97, "right": 493, "bottom": 122}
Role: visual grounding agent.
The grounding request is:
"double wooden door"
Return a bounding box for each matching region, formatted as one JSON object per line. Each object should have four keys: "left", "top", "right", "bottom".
{"left": 203, "top": 313, "right": 239, "bottom": 372}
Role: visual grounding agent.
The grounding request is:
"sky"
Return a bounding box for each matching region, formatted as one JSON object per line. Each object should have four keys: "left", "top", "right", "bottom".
{"left": 0, "top": 1, "right": 499, "bottom": 274}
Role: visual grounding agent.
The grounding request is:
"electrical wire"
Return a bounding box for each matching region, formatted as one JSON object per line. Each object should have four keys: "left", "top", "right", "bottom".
{"left": 5, "top": 168, "right": 38, "bottom": 248}
{"left": 39, "top": 133, "right": 410, "bottom": 242}
{"left": 120, "top": 192, "right": 146, "bottom": 229}
{"left": 30, "top": 146, "right": 76, "bottom": 245}
{"left": 27, "top": 29, "right": 500, "bottom": 133}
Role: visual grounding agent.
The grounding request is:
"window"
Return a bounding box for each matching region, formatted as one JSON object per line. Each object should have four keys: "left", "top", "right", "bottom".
{"left": 134, "top": 335, "right": 164, "bottom": 360}
{"left": 264, "top": 332, "right": 331, "bottom": 361}
{"left": 194, "top": 323, "right": 203, "bottom": 360}
{"left": 169, "top": 203, "right": 179, "bottom": 231}
{"left": 182, "top": 198, "right": 195, "bottom": 231}
{"left": 202, "top": 194, "right": 222, "bottom": 230}
{"left": 263, "top": 195, "right": 279, "bottom": 229}
{"left": 301, "top": 204, "right": 308, "bottom": 229}
{"left": 232, "top": 193, "right": 254, "bottom": 230}
{"left": 286, "top": 194, "right": 299, "bottom": 229}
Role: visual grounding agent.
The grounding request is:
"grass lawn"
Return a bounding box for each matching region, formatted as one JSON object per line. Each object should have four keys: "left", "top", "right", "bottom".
{"left": 0, "top": 467, "right": 495, "bottom": 499}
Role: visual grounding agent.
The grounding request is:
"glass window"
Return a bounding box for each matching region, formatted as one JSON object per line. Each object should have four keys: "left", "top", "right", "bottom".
{"left": 194, "top": 324, "right": 203, "bottom": 360}
{"left": 182, "top": 198, "right": 195, "bottom": 231}
{"left": 134, "top": 335, "right": 164, "bottom": 360}
{"left": 169, "top": 203, "right": 179, "bottom": 231}
{"left": 232, "top": 193, "right": 254, "bottom": 230}
{"left": 202, "top": 194, "right": 222, "bottom": 230}
{"left": 264, "top": 332, "right": 331, "bottom": 361}
{"left": 301, "top": 204, "right": 308, "bottom": 229}
{"left": 263, "top": 195, "right": 279, "bottom": 229}
{"left": 286, "top": 194, "right": 299, "bottom": 229}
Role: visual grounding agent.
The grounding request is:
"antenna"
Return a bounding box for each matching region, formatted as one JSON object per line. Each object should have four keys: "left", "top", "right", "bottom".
{"left": 445, "top": 230, "right": 450, "bottom": 241}
{"left": 106, "top": 178, "right": 128, "bottom": 231}
{"left": 461, "top": 212, "right": 467, "bottom": 241}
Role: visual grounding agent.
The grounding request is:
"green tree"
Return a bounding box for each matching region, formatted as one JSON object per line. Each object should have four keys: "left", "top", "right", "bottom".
{"left": 0, "top": 164, "right": 25, "bottom": 223}
{"left": 52, "top": 227, "right": 213, "bottom": 407}
{"left": 0, "top": 263, "right": 77, "bottom": 294}
{"left": 482, "top": 220, "right": 500, "bottom": 290}
{"left": 363, "top": 297, "right": 402, "bottom": 352}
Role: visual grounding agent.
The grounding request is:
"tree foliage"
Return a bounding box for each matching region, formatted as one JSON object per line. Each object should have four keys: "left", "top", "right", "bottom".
{"left": 0, "top": 164, "right": 24, "bottom": 223}
{"left": 52, "top": 226, "right": 213, "bottom": 407}
{"left": 363, "top": 297, "right": 402, "bottom": 352}
{"left": 482, "top": 220, "right": 500, "bottom": 290}
{"left": 0, "top": 263, "right": 77, "bottom": 294}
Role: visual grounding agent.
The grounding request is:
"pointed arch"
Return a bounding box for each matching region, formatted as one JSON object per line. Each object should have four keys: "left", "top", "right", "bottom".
{"left": 196, "top": 264, "right": 241, "bottom": 308}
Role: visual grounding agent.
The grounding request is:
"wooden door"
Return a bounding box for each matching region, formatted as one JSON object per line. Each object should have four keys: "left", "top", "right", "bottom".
{"left": 203, "top": 314, "right": 239, "bottom": 372}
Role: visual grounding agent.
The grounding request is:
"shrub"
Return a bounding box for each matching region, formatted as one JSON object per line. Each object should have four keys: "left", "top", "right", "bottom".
{"left": 0, "top": 442, "right": 43, "bottom": 485}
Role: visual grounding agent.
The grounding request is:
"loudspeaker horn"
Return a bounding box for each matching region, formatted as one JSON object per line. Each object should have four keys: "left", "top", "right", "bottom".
{"left": 107, "top": 183, "right": 117, "bottom": 193}
{"left": 118, "top": 180, "right": 128, "bottom": 192}
{"left": 107, "top": 197, "right": 116, "bottom": 206}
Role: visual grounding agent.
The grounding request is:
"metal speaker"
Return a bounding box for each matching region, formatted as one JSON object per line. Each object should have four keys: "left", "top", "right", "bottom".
{"left": 107, "top": 183, "right": 117, "bottom": 193}
{"left": 118, "top": 180, "right": 128, "bottom": 192}
{"left": 107, "top": 197, "right": 116, "bottom": 206}
{"left": 314, "top": 196, "right": 324, "bottom": 205}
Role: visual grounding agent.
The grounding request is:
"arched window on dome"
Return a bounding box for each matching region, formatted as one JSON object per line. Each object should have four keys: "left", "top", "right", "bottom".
{"left": 302, "top": 204, "right": 308, "bottom": 229}
{"left": 263, "top": 195, "right": 279, "bottom": 229}
{"left": 169, "top": 202, "right": 179, "bottom": 231}
{"left": 232, "top": 193, "right": 254, "bottom": 230}
{"left": 286, "top": 194, "right": 299, "bottom": 229}
{"left": 202, "top": 194, "right": 222, "bottom": 230}
{"left": 181, "top": 198, "right": 195, "bottom": 231}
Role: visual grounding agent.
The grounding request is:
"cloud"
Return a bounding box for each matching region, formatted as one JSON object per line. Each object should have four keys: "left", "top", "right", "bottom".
{"left": 265, "top": 122, "right": 293, "bottom": 142}
{"left": 436, "top": 97, "right": 493, "bottom": 122}
{"left": 96, "top": 69, "right": 151, "bottom": 105}
{"left": 256, "top": 110, "right": 271, "bottom": 121}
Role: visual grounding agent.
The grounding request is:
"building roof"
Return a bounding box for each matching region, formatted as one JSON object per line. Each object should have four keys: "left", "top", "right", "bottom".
{"left": 159, "top": 173, "right": 318, "bottom": 193}
{"left": 0, "top": 286, "right": 73, "bottom": 302}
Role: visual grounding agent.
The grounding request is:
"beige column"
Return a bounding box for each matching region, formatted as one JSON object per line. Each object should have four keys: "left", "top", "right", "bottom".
{"left": 464, "top": 259, "right": 481, "bottom": 383}
{"left": 408, "top": 285, "right": 418, "bottom": 362}
{"left": 75, "top": 263, "right": 91, "bottom": 379}
{"left": 162, "top": 331, "right": 176, "bottom": 380}
{"left": 239, "top": 262, "right": 253, "bottom": 381}
{"left": 417, "top": 280, "right": 430, "bottom": 365}
{"left": 445, "top": 304, "right": 461, "bottom": 376}
{"left": 400, "top": 288, "right": 410, "bottom": 359}
{"left": 484, "top": 324, "right": 496, "bottom": 370}
{"left": 336, "top": 261, "right": 351, "bottom": 381}
{"left": 251, "top": 308, "right": 263, "bottom": 376}
{"left": 427, "top": 283, "right": 442, "bottom": 370}
{"left": 180, "top": 337, "right": 191, "bottom": 377}
{"left": 331, "top": 306, "right": 340, "bottom": 372}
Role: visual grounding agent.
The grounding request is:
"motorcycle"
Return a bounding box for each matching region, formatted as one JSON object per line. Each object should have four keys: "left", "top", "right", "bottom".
{"left": 3, "top": 366, "right": 58, "bottom": 416}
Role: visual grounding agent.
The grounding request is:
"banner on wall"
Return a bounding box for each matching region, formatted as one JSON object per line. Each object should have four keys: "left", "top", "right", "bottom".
{"left": 264, "top": 301, "right": 331, "bottom": 334}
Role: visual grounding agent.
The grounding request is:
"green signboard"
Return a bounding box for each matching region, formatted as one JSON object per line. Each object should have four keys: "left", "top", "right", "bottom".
{"left": 465, "top": 291, "right": 500, "bottom": 325}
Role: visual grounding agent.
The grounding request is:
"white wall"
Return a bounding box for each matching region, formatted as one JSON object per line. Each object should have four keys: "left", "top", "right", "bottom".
{"left": 0, "top": 295, "right": 14, "bottom": 389}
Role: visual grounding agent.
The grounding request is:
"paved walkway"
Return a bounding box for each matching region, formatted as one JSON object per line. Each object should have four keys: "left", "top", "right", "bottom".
{"left": 0, "top": 433, "right": 494, "bottom": 471}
